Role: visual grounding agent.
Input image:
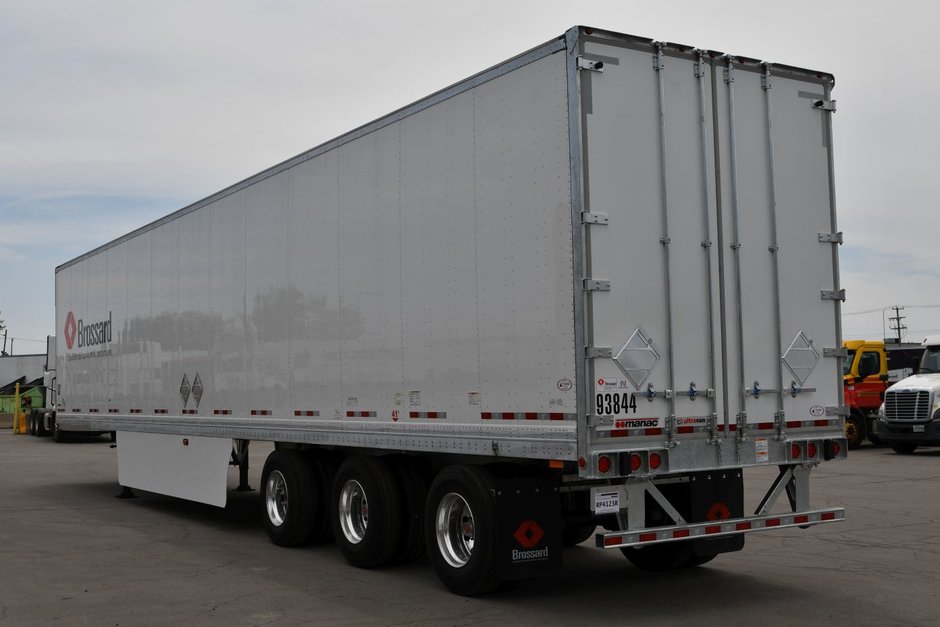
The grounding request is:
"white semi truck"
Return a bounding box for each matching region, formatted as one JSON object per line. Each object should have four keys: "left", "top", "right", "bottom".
{"left": 877, "top": 335, "right": 940, "bottom": 453}
{"left": 55, "top": 26, "right": 846, "bottom": 594}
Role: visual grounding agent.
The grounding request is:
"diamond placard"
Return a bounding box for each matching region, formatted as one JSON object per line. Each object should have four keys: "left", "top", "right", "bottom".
{"left": 613, "top": 327, "right": 660, "bottom": 390}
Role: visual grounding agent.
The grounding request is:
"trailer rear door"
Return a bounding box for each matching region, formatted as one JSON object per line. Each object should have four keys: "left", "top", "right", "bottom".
{"left": 575, "top": 33, "right": 841, "bottom": 472}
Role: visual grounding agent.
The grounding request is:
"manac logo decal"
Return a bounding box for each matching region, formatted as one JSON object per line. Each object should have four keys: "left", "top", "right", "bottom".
{"left": 64, "top": 310, "right": 112, "bottom": 351}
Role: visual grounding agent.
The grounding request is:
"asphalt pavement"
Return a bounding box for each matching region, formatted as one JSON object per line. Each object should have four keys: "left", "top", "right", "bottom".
{"left": 1, "top": 432, "right": 938, "bottom": 626}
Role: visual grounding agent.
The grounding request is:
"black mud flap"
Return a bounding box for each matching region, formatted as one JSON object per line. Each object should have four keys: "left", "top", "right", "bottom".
{"left": 689, "top": 470, "right": 745, "bottom": 556}
{"left": 648, "top": 470, "right": 745, "bottom": 557}
{"left": 495, "top": 477, "right": 562, "bottom": 580}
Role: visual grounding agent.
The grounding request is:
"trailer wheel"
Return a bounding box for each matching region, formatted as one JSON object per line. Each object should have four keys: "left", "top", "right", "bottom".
{"left": 845, "top": 412, "right": 866, "bottom": 450}
{"left": 621, "top": 541, "right": 705, "bottom": 571}
{"left": 390, "top": 457, "right": 429, "bottom": 563}
{"left": 261, "top": 449, "right": 317, "bottom": 547}
{"left": 561, "top": 523, "right": 596, "bottom": 546}
{"left": 891, "top": 443, "right": 918, "bottom": 455}
{"left": 332, "top": 455, "right": 402, "bottom": 568}
{"left": 425, "top": 465, "right": 502, "bottom": 596}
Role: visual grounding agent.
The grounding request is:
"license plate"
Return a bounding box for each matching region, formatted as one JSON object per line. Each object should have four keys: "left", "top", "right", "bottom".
{"left": 913, "top": 425, "right": 926, "bottom": 433}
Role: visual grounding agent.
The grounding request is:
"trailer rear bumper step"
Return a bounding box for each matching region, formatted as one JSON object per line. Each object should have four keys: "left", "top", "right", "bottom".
{"left": 595, "top": 507, "right": 845, "bottom": 548}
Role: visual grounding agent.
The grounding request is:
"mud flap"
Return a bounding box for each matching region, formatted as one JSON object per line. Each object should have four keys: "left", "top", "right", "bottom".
{"left": 495, "top": 477, "right": 562, "bottom": 579}
{"left": 689, "top": 470, "right": 745, "bottom": 556}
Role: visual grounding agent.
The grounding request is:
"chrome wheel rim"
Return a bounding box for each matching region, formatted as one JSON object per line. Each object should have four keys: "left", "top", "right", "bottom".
{"left": 265, "top": 470, "right": 288, "bottom": 527}
{"left": 436, "top": 492, "right": 474, "bottom": 568}
{"left": 338, "top": 479, "right": 368, "bottom": 544}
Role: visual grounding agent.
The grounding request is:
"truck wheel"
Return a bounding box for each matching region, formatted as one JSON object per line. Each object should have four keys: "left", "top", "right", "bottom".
{"left": 845, "top": 413, "right": 865, "bottom": 450}
{"left": 622, "top": 541, "right": 698, "bottom": 571}
{"left": 27, "top": 411, "right": 35, "bottom": 435}
{"left": 891, "top": 443, "right": 918, "bottom": 455}
{"left": 561, "top": 523, "right": 596, "bottom": 546}
{"left": 425, "top": 465, "right": 502, "bottom": 596}
{"left": 260, "top": 449, "right": 317, "bottom": 547}
{"left": 52, "top": 420, "right": 68, "bottom": 443}
{"left": 333, "top": 455, "right": 402, "bottom": 568}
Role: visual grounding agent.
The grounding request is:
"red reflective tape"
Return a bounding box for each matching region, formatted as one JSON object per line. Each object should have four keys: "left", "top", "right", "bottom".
{"left": 644, "top": 428, "right": 663, "bottom": 436}
{"left": 502, "top": 412, "right": 514, "bottom": 420}
{"left": 757, "top": 422, "right": 773, "bottom": 430}
{"left": 603, "top": 536, "right": 623, "bottom": 547}
{"left": 549, "top": 413, "right": 564, "bottom": 421}
{"left": 673, "top": 529, "right": 690, "bottom": 539}
{"left": 346, "top": 411, "right": 354, "bottom": 417}
{"left": 786, "top": 421, "right": 801, "bottom": 429}
{"left": 428, "top": 412, "right": 438, "bottom": 419}
{"left": 821, "top": 512, "right": 836, "bottom": 521}
{"left": 765, "top": 518, "right": 781, "bottom": 527}
{"left": 525, "top": 412, "right": 538, "bottom": 420}
{"left": 481, "top": 412, "right": 492, "bottom": 420}
{"left": 409, "top": 412, "right": 419, "bottom": 418}
{"left": 794, "top": 515, "right": 809, "bottom": 524}
{"left": 814, "top": 419, "right": 830, "bottom": 427}
{"left": 251, "top": 410, "right": 257, "bottom": 415}
{"left": 610, "top": 430, "right": 628, "bottom": 438}
{"left": 639, "top": 533, "right": 657, "bottom": 542}
{"left": 736, "top": 522, "right": 752, "bottom": 531}
{"left": 677, "top": 426, "right": 694, "bottom": 434}
{"left": 705, "top": 525, "right": 721, "bottom": 535}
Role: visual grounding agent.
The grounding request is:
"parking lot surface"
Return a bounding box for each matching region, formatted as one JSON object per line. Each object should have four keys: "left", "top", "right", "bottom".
{"left": 1, "top": 433, "right": 938, "bottom": 626}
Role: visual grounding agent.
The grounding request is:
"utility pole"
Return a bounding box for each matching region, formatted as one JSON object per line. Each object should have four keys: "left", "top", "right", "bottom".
{"left": 888, "top": 305, "right": 906, "bottom": 344}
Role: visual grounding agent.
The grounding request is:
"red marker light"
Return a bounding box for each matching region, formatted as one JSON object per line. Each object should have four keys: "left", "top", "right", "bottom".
{"left": 630, "top": 454, "right": 642, "bottom": 472}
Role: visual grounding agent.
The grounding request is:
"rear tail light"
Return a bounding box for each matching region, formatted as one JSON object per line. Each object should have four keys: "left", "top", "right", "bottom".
{"left": 790, "top": 443, "right": 802, "bottom": 459}
{"left": 597, "top": 455, "right": 612, "bottom": 474}
{"left": 630, "top": 453, "right": 642, "bottom": 472}
{"left": 824, "top": 439, "right": 843, "bottom": 460}
{"left": 807, "top": 442, "right": 817, "bottom": 458}
{"left": 649, "top": 452, "right": 662, "bottom": 470}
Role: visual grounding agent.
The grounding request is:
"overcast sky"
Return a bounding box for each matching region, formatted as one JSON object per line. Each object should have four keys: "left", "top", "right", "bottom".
{"left": 2, "top": 0, "right": 938, "bottom": 354}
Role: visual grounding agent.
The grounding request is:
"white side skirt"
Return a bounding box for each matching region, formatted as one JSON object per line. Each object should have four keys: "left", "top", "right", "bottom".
{"left": 117, "top": 432, "right": 232, "bottom": 507}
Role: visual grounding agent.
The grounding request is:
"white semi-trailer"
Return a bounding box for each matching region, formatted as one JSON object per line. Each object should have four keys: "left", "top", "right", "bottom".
{"left": 56, "top": 26, "right": 846, "bottom": 594}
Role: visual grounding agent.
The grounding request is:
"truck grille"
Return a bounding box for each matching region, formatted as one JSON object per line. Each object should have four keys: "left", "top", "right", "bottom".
{"left": 884, "top": 390, "right": 932, "bottom": 421}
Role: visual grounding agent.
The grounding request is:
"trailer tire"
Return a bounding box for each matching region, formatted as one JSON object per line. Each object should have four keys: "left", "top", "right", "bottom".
{"left": 561, "top": 523, "right": 596, "bottom": 546}
{"left": 621, "top": 541, "right": 702, "bottom": 571}
{"left": 304, "top": 451, "right": 336, "bottom": 544}
{"left": 845, "top": 412, "right": 866, "bottom": 450}
{"left": 425, "top": 465, "right": 502, "bottom": 596}
{"left": 891, "top": 443, "right": 918, "bottom": 455}
{"left": 333, "top": 455, "right": 402, "bottom": 568}
{"left": 52, "top": 420, "right": 68, "bottom": 443}
{"left": 391, "top": 457, "right": 429, "bottom": 564}
{"left": 261, "top": 449, "right": 317, "bottom": 547}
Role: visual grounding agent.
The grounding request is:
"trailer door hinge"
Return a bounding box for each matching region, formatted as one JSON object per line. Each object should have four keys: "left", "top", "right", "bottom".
{"left": 577, "top": 57, "right": 604, "bottom": 72}
{"left": 581, "top": 212, "right": 609, "bottom": 225}
{"left": 584, "top": 279, "right": 611, "bottom": 292}
{"left": 812, "top": 99, "right": 837, "bottom": 112}
{"left": 821, "top": 289, "right": 846, "bottom": 302}
{"left": 824, "top": 347, "right": 849, "bottom": 359}
{"left": 586, "top": 347, "right": 612, "bottom": 359}
{"left": 818, "top": 231, "right": 844, "bottom": 244}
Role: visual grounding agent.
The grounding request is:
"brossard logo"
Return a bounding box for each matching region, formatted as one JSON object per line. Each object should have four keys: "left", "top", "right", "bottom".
{"left": 64, "top": 311, "right": 113, "bottom": 350}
